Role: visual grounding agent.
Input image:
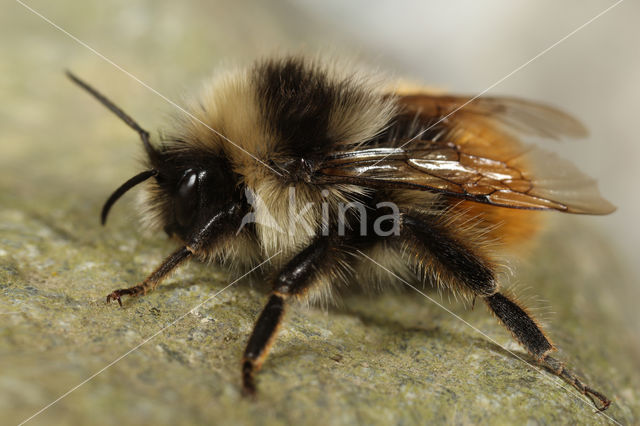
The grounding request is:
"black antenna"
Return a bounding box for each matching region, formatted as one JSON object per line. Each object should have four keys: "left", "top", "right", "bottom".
{"left": 101, "top": 170, "right": 158, "bottom": 225}
{"left": 66, "top": 70, "right": 159, "bottom": 161}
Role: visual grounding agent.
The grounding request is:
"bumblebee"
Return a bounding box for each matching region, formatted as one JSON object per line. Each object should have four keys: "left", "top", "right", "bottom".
{"left": 67, "top": 55, "right": 614, "bottom": 410}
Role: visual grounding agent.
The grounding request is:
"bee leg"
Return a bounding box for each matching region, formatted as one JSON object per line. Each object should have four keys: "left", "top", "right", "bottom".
{"left": 241, "top": 294, "right": 285, "bottom": 396}
{"left": 541, "top": 354, "right": 611, "bottom": 411}
{"left": 241, "top": 235, "right": 346, "bottom": 396}
{"left": 401, "top": 213, "right": 611, "bottom": 410}
{"left": 106, "top": 246, "right": 192, "bottom": 306}
{"left": 485, "top": 293, "right": 611, "bottom": 411}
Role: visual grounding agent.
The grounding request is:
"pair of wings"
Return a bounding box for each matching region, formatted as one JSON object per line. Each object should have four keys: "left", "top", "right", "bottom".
{"left": 314, "top": 92, "right": 615, "bottom": 215}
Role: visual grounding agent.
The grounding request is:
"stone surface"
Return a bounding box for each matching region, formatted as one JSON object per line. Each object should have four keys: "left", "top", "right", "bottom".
{"left": 2, "top": 1, "right": 639, "bottom": 425}
{"left": 2, "top": 193, "right": 639, "bottom": 426}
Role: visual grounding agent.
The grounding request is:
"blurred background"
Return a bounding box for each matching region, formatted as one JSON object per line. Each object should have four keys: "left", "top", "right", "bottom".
{"left": 2, "top": 0, "right": 639, "bottom": 423}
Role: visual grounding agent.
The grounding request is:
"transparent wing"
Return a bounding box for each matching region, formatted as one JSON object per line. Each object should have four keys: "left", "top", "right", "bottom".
{"left": 396, "top": 93, "right": 588, "bottom": 140}
{"left": 314, "top": 91, "right": 613, "bottom": 214}
{"left": 316, "top": 140, "right": 614, "bottom": 214}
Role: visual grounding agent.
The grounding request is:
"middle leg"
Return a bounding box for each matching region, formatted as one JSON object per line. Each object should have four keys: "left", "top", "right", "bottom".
{"left": 242, "top": 234, "right": 356, "bottom": 395}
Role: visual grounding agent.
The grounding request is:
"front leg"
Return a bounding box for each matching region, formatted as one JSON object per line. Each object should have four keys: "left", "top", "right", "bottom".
{"left": 106, "top": 246, "right": 192, "bottom": 306}
{"left": 105, "top": 200, "right": 245, "bottom": 306}
{"left": 242, "top": 235, "right": 348, "bottom": 395}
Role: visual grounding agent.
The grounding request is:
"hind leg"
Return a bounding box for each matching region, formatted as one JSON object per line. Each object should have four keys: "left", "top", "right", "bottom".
{"left": 400, "top": 213, "right": 611, "bottom": 410}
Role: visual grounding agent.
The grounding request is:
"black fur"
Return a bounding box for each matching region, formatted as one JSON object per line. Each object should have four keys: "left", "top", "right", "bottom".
{"left": 485, "top": 292, "right": 553, "bottom": 357}
{"left": 402, "top": 214, "right": 496, "bottom": 296}
{"left": 367, "top": 108, "right": 449, "bottom": 149}
{"left": 254, "top": 57, "right": 335, "bottom": 160}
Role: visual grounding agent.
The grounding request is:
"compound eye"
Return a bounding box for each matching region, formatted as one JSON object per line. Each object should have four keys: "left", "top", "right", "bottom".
{"left": 175, "top": 169, "right": 199, "bottom": 228}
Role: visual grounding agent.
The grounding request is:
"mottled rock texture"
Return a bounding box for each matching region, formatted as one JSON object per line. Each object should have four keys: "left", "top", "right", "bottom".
{"left": 2, "top": 1, "right": 639, "bottom": 425}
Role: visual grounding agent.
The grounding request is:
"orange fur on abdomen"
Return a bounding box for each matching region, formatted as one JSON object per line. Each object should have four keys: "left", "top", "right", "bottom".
{"left": 452, "top": 201, "right": 543, "bottom": 254}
